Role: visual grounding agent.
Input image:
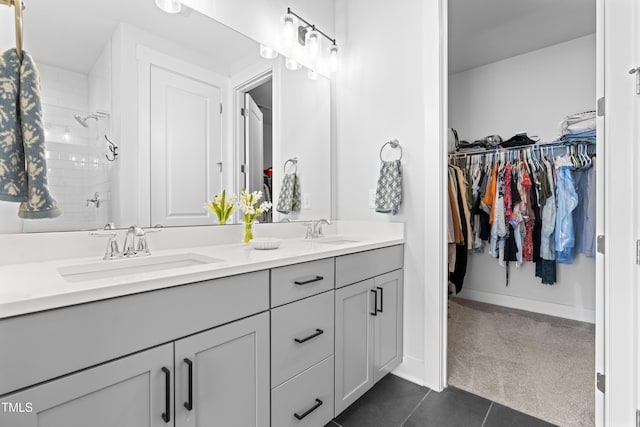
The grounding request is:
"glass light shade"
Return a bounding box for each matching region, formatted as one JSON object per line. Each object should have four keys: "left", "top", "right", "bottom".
{"left": 307, "top": 68, "right": 318, "bottom": 80}
{"left": 285, "top": 57, "right": 302, "bottom": 71}
{"left": 259, "top": 44, "right": 278, "bottom": 59}
{"left": 305, "top": 30, "right": 320, "bottom": 58}
{"left": 282, "top": 13, "right": 296, "bottom": 46}
{"left": 155, "top": 0, "right": 182, "bottom": 14}
{"left": 328, "top": 44, "right": 340, "bottom": 72}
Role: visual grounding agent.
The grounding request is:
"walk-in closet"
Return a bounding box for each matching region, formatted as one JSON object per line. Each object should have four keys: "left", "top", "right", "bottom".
{"left": 447, "top": 1, "right": 598, "bottom": 426}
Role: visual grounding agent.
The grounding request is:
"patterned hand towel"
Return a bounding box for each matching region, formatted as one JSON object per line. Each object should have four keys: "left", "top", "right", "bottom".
{"left": 0, "top": 49, "right": 61, "bottom": 218}
{"left": 375, "top": 160, "right": 402, "bottom": 215}
{"left": 276, "top": 173, "right": 301, "bottom": 214}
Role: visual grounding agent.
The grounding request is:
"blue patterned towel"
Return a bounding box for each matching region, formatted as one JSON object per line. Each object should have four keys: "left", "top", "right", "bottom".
{"left": 0, "top": 49, "right": 61, "bottom": 218}
{"left": 375, "top": 160, "right": 402, "bottom": 215}
{"left": 276, "top": 173, "right": 301, "bottom": 214}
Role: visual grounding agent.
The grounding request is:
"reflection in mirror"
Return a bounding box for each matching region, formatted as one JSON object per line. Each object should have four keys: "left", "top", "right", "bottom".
{"left": 0, "top": 0, "right": 331, "bottom": 233}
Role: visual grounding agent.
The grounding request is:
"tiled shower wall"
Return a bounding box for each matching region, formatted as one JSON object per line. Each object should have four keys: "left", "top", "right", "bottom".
{"left": 0, "top": 50, "right": 113, "bottom": 233}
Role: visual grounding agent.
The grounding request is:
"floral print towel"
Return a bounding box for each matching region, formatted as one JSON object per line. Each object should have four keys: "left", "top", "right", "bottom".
{"left": 0, "top": 49, "right": 61, "bottom": 219}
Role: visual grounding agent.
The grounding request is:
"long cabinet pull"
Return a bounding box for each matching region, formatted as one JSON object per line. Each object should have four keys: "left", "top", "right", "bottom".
{"left": 184, "top": 358, "right": 193, "bottom": 411}
{"left": 376, "top": 286, "right": 384, "bottom": 313}
{"left": 294, "top": 328, "right": 324, "bottom": 343}
{"left": 294, "top": 275, "right": 324, "bottom": 285}
{"left": 370, "top": 289, "right": 378, "bottom": 316}
{"left": 294, "top": 398, "right": 324, "bottom": 420}
{"left": 161, "top": 367, "right": 171, "bottom": 423}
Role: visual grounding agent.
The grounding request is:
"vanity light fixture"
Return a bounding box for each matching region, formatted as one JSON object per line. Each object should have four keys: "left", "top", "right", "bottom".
{"left": 285, "top": 57, "right": 302, "bottom": 71}
{"left": 305, "top": 29, "right": 320, "bottom": 59}
{"left": 259, "top": 44, "right": 278, "bottom": 59}
{"left": 328, "top": 44, "right": 340, "bottom": 73}
{"left": 64, "top": 128, "right": 70, "bottom": 142}
{"left": 155, "top": 0, "right": 182, "bottom": 14}
{"left": 282, "top": 8, "right": 339, "bottom": 67}
{"left": 282, "top": 12, "right": 296, "bottom": 47}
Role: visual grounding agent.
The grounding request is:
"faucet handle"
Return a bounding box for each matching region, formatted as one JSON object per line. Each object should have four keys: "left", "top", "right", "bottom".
{"left": 90, "top": 231, "right": 121, "bottom": 260}
{"left": 303, "top": 222, "right": 315, "bottom": 239}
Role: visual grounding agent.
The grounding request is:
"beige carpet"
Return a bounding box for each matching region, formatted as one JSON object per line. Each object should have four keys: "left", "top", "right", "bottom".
{"left": 447, "top": 297, "right": 595, "bottom": 427}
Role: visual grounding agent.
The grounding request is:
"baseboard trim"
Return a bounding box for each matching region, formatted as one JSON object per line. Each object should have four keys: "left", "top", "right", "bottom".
{"left": 392, "top": 355, "right": 426, "bottom": 387}
{"left": 456, "top": 289, "right": 595, "bottom": 324}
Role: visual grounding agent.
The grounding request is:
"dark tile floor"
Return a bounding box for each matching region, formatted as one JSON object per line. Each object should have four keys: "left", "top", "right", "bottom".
{"left": 325, "top": 374, "right": 557, "bottom": 427}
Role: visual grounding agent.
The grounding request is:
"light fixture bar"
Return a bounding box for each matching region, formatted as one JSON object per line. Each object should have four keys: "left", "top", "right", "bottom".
{"left": 286, "top": 7, "right": 337, "bottom": 45}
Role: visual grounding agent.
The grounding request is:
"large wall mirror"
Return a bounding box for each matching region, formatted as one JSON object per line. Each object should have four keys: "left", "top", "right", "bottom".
{"left": 0, "top": 0, "right": 331, "bottom": 233}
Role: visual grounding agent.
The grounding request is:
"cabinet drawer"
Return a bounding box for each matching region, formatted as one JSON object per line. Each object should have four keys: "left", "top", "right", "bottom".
{"left": 335, "top": 245, "right": 404, "bottom": 288}
{"left": 271, "top": 291, "right": 334, "bottom": 387}
{"left": 272, "top": 356, "right": 334, "bottom": 427}
{"left": 271, "top": 258, "right": 335, "bottom": 307}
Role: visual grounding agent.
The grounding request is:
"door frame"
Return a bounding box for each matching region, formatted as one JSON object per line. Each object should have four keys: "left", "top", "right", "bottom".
{"left": 230, "top": 63, "right": 276, "bottom": 223}
{"left": 437, "top": 2, "right": 608, "bottom": 426}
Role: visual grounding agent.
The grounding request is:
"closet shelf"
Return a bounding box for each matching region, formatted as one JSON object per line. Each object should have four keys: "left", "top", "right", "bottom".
{"left": 449, "top": 138, "right": 595, "bottom": 158}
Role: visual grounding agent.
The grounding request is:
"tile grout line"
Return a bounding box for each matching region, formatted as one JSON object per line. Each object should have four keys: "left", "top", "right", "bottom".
{"left": 400, "top": 389, "right": 432, "bottom": 426}
{"left": 481, "top": 401, "right": 494, "bottom": 427}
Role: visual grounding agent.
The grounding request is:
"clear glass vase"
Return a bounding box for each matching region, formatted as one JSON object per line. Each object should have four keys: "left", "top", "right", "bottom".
{"left": 243, "top": 221, "right": 254, "bottom": 244}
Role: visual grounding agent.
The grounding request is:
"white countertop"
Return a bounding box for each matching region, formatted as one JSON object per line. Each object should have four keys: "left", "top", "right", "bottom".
{"left": 0, "top": 221, "right": 404, "bottom": 319}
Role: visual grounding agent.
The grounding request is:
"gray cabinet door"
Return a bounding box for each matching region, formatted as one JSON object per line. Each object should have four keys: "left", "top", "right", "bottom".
{"left": 174, "top": 311, "right": 270, "bottom": 427}
{"left": 334, "top": 279, "right": 375, "bottom": 416}
{"left": 373, "top": 269, "right": 404, "bottom": 383}
{"left": 0, "top": 344, "right": 173, "bottom": 427}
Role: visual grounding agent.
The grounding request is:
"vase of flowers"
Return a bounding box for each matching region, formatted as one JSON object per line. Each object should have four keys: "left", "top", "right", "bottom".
{"left": 205, "top": 189, "right": 236, "bottom": 225}
{"left": 238, "top": 188, "right": 272, "bottom": 244}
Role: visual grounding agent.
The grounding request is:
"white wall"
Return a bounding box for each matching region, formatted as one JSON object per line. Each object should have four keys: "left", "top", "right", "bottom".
{"left": 449, "top": 34, "right": 597, "bottom": 143}
{"left": 449, "top": 34, "right": 597, "bottom": 323}
{"left": 274, "top": 63, "right": 331, "bottom": 221}
{"left": 335, "top": 0, "right": 445, "bottom": 389}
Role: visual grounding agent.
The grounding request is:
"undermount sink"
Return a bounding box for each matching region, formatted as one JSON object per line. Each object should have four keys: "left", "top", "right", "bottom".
{"left": 58, "top": 253, "right": 222, "bottom": 283}
{"left": 316, "top": 236, "right": 361, "bottom": 245}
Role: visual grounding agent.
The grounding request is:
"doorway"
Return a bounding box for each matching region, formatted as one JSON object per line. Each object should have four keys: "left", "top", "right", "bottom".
{"left": 235, "top": 72, "right": 273, "bottom": 223}
{"left": 444, "top": 0, "right": 603, "bottom": 425}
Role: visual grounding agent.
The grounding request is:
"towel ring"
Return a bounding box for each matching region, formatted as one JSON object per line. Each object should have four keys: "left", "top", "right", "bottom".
{"left": 284, "top": 158, "right": 298, "bottom": 174}
{"left": 379, "top": 139, "right": 403, "bottom": 162}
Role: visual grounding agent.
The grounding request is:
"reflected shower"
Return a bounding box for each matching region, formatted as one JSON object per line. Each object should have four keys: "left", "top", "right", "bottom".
{"left": 74, "top": 111, "right": 109, "bottom": 127}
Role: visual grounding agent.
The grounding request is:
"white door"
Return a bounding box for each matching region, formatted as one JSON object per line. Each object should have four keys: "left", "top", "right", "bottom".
{"left": 603, "top": 0, "right": 639, "bottom": 425}
{"left": 150, "top": 66, "right": 222, "bottom": 227}
{"left": 244, "top": 93, "right": 264, "bottom": 194}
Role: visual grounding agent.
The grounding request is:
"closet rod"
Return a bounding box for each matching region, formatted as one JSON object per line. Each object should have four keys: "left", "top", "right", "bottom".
{"left": 449, "top": 139, "right": 595, "bottom": 158}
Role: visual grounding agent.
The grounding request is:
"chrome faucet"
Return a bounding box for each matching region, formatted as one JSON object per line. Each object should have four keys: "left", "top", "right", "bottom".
{"left": 314, "top": 219, "right": 331, "bottom": 238}
{"left": 91, "top": 225, "right": 159, "bottom": 260}
{"left": 122, "top": 226, "right": 149, "bottom": 257}
{"left": 303, "top": 219, "right": 332, "bottom": 239}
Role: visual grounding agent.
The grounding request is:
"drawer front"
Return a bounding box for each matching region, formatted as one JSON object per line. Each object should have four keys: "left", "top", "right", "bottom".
{"left": 272, "top": 356, "right": 334, "bottom": 427}
{"left": 271, "top": 258, "right": 335, "bottom": 307}
{"left": 0, "top": 271, "right": 269, "bottom": 396}
{"left": 335, "top": 245, "right": 404, "bottom": 288}
{"left": 271, "top": 291, "right": 334, "bottom": 387}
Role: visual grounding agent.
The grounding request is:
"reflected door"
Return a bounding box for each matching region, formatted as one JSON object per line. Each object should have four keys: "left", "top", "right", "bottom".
{"left": 244, "top": 93, "right": 264, "bottom": 195}
{"left": 150, "top": 66, "right": 222, "bottom": 227}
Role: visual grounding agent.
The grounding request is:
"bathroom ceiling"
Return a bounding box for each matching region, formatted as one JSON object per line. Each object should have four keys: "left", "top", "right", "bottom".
{"left": 449, "top": 0, "right": 596, "bottom": 74}
{"left": 23, "top": 0, "right": 258, "bottom": 75}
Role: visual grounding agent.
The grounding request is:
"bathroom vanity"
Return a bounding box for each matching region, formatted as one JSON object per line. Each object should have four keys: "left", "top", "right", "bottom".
{"left": 0, "top": 223, "right": 404, "bottom": 426}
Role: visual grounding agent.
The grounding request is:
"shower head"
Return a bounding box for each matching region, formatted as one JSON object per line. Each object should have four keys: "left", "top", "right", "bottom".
{"left": 73, "top": 112, "right": 110, "bottom": 128}
{"left": 74, "top": 114, "right": 90, "bottom": 128}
